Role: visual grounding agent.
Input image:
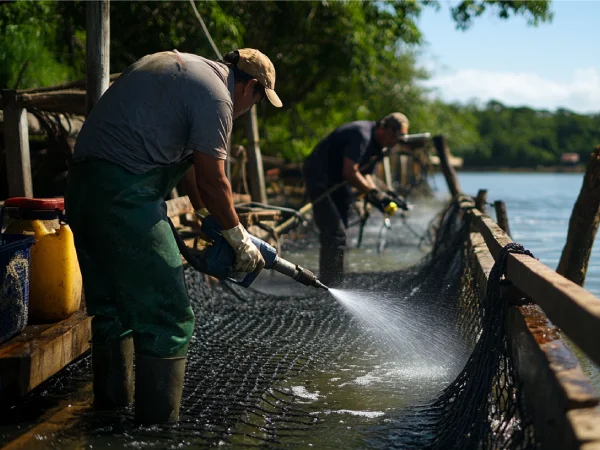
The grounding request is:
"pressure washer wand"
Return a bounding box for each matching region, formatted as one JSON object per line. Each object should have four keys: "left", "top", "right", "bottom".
{"left": 169, "top": 216, "right": 329, "bottom": 291}
{"left": 269, "top": 255, "right": 329, "bottom": 290}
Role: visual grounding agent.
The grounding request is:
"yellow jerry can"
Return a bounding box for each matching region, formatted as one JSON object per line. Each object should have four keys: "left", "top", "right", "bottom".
{"left": 3, "top": 197, "right": 82, "bottom": 323}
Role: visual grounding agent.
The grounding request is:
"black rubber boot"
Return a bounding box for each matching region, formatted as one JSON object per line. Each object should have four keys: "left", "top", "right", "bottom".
{"left": 92, "top": 336, "right": 134, "bottom": 410}
{"left": 319, "top": 246, "right": 345, "bottom": 287}
{"left": 134, "top": 354, "right": 187, "bottom": 425}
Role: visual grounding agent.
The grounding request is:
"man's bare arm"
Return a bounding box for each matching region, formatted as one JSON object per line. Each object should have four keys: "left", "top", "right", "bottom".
{"left": 342, "top": 156, "right": 377, "bottom": 194}
{"left": 192, "top": 152, "right": 238, "bottom": 230}
{"left": 181, "top": 167, "right": 206, "bottom": 211}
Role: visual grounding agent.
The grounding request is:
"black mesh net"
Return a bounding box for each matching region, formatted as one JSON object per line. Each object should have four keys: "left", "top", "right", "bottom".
{"left": 0, "top": 198, "right": 537, "bottom": 449}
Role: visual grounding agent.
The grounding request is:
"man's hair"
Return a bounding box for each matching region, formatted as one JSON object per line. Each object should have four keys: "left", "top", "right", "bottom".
{"left": 221, "top": 51, "right": 266, "bottom": 97}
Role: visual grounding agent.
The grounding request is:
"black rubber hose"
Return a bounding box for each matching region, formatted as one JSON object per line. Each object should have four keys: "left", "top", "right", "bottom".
{"left": 167, "top": 216, "right": 210, "bottom": 274}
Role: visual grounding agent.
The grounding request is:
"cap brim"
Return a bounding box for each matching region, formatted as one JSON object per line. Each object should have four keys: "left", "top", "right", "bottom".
{"left": 265, "top": 88, "right": 283, "bottom": 108}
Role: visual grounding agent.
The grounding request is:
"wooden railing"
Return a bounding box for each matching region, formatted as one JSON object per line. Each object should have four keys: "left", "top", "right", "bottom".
{"left": 467, "top": 205, "right": 600, "bottom": 449}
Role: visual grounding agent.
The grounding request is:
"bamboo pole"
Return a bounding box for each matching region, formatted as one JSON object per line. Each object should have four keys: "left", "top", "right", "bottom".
{"left": 557, "top": 146, "right": 600, "bottom": 286}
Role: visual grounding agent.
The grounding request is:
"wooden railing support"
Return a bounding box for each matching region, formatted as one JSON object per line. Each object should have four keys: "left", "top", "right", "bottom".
{"left": 474, "top": 189, "right": 488, "bottom": 213}
{"left": 1, "top": 90, "right": 33, "bottom": 198}
{"left": 432, "top": 134, "right": 461, "bottom": 197}
{"left": 557, "top": 146, "right": 600, "bottom": 286}
{"left": 494, "top": 200, "right": 511, "bottom": 237}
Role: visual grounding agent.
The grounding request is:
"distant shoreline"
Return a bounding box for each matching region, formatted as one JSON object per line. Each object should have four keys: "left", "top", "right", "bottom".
{"left": 440, "top": 165, "right": 586, "bottom": 174}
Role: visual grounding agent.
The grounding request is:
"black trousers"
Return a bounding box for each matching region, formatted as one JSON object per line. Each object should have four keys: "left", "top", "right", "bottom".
{"left": 304, "top": 160, "right": 349, "bottom": 286}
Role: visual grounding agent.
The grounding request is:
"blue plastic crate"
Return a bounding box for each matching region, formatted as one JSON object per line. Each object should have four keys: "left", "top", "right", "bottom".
{"left": 0, "top": 233, "right": 35, "bottom": 345}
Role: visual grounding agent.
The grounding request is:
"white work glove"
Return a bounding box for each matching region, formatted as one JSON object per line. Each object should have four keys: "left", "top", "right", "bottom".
{"left": 194, "top": 208, "right": 210, "bottom": 219}
{"left": 221, "top": 223, "right": 265, "bottom": 273}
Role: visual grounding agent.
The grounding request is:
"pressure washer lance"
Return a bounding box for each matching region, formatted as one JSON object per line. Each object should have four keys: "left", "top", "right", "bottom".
{"left": 168, "top": 216, "right": 329, "bottom": 291}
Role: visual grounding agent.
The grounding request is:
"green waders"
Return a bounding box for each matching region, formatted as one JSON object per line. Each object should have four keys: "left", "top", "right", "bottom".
{"left": 65, "top": 158, "right": 195, "bottom": 423}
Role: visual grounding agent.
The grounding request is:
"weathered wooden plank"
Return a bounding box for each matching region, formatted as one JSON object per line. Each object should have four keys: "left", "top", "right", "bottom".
{"left": 166, "top": 195, "right": 195, "bottom": 218}
{"left": 0, "top": 309, "right": 91, "bottom": 401}
{"left": 165, "top": 194, "right": 255, "bottom": 220}
{"left": 469, "top": 231, "right": 600, "bottom": 449}
{"left": 18, "top": 90, "right": 87, "bottom": 115}
{"left": 472, "top": 209, "right": 600, "bottom": 368}
{"left": 85, "top": 0, "right": 110, "bottom": 114}
{"left": 17, "top": 73, "right": 121, "bottom": 95}
{"left": 2, "top": 90, "right": 33, "bottom": 198}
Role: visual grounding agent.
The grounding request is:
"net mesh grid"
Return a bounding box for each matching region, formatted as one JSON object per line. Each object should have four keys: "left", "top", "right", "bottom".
{"left": 0, "top": 199, "right": 538, "bottom": 449}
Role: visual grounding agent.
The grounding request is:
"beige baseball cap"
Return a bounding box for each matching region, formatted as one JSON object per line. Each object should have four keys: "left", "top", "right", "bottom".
{"left": 380, "top": 112, "right": 410, "bottom": 129}
{"left": 235, "top": 48, "right": 282, "bottom": 108}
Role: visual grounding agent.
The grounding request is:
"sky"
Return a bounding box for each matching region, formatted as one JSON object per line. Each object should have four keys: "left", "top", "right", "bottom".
{"left": 416, "top": 0, "right": 600, "bottom": 114}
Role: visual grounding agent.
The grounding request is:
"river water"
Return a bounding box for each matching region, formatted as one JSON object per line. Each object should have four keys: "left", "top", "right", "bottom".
{"left": 430, "top": 171, "right": 600, "bottom": 388}
{"left": 1, "top": 171, "right": 598, "bottom": 448}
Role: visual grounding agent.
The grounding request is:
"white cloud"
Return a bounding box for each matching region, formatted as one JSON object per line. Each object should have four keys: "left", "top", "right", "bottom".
{"left": 422, "top": 67, "right": 600, "bottom": 114}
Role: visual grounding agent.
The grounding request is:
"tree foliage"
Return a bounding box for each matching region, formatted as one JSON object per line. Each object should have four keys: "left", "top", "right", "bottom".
{"left": 0, "top": 0, "right": 570, "bottom": 167}
{"left": 448, "top": 101, "right": 600, "bottom": 168}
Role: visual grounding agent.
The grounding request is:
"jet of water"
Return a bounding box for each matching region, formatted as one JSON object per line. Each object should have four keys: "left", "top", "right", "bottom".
{"left": 329, "top": 288, "right": 468, "bottom": 374}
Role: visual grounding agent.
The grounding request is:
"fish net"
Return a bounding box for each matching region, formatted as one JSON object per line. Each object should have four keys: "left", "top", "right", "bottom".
{"left": 0, "top": 198, "right": 537, "bottom": 449}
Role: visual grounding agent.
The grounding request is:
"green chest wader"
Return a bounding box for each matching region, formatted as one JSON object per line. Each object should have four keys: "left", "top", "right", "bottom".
{"left": 65, "top": 159, "right": 195, "bottom": 358}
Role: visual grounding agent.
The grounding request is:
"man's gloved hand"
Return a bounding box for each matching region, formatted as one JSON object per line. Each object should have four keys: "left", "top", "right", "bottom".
{"left": 221, "top": 223, "right": 266, "bottom": 273}
{"left": 194, "top": 208, "right": 211, "bottom": 219}
{"left": 385, "top": 189, "right": 409, "bottom": 211}
{"left": 365, "top": 189, "right": 395, "bottom": 214}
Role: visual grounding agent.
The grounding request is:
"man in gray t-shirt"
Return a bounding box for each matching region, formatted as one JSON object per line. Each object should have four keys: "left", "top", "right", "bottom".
{"left": 65, "top": 48, "right": 282, "bottom": 425}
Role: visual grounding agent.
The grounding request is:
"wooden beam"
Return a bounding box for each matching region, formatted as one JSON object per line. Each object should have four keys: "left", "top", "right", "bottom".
{"left": 470, "top": 208, "right": 600, "bottom": 368}
{"left": 18, "top": 89, "right": 87, "bottom": 116}
{"left": 85, "top": 0, "right": 110, "bottom": 115}
{"left": 469, "top": 231, "right": 600, "bottom": 449}
{"left": 0, "top": 309, "right": 91, "bottom": 401}
{"left": 432, "top": 134, "right": 461, "bottom": 197}
{"left": 2, "top": 89, "right": 33, "bottom": 198}
{"left": 244, "top": 106, "right": 267, "bottom": 204}
{"left": 17, "top": 73, "right": 121, "bottom": 95}
{"left": 557, "top": 146, "right": 600, "bottom": 286}
{"left": 165, "top": 194, "right": 253, "bottom": 220}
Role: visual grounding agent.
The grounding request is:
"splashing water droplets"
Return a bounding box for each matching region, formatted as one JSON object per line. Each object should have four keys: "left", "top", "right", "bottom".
{"left": 329, "top": 288, "right": 466, "bottom": 375}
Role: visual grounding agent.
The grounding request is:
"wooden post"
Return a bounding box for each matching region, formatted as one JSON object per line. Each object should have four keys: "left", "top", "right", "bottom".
{"left": 382, "top": 155, "right": 393, "bottom": 191}
{"left": 557, "top": 146, "right": 600, "bottom": 286}
{"left": 432, "top": 134, "right": 461, "bottom": 197}
{"left": 2, "top": 90, "right": 33, "bottom": 198}
{"left": 399, "top": 154, "right": 408, "bottom": 190}
{"left": 244, "top": 106, "right": 267, "bottom": 204}
{"left": 475, "top": 189, "right": 488, "bottom": 213}
{"left": 494, "top": 200, "right": 511, "bottom": 237}
{"left": 85, "top": 0, "right": 110, "bottom": 115}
